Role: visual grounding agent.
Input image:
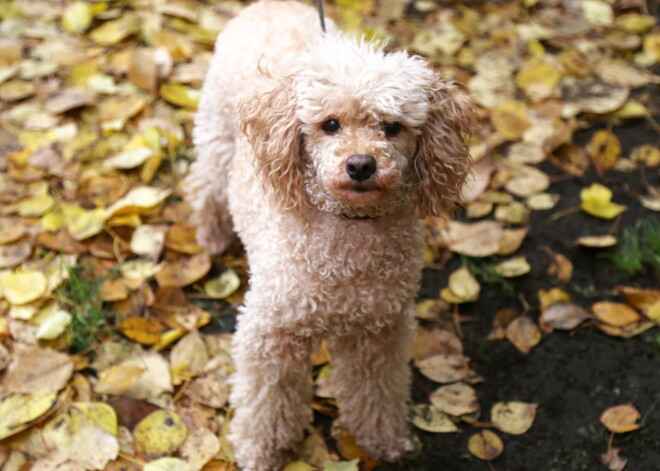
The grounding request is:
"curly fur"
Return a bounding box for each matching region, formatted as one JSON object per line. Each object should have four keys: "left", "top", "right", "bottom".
{"left": 185, "top": 1, "right": 473, "bottom": 469}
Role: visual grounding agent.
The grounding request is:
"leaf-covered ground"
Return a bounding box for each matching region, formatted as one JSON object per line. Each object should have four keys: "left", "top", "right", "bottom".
{"left": 0, "top": 0, "right": 659, "bottom": 470}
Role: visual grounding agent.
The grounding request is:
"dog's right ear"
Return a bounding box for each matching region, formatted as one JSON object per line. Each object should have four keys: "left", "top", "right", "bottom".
{"left": 238, "top": 81, "right": 305, "bottom": 210}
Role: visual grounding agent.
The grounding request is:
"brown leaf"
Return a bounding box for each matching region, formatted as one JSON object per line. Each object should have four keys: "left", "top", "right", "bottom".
{"left": 155, "top": 253, "right": 211, "bottom": 288}
{"left": 468, "top": 430, "right": 503, "bottom": 461}
{"left": 4, "top": 347, "right": 74, "bottom": 395}
{"left": 505, "top": 316, "right": 542, "bottom": 354}
{"left": 430, "top": 383, "right": 479, "bottom": 417}
{"left": 592, "top": 302, "right": 641, "bottom": 327}
{"left": 119, "top": 316, "right": 165, "bottom": 345}
{"left": 600, "top": 404, "right": 641, "bottom": 433}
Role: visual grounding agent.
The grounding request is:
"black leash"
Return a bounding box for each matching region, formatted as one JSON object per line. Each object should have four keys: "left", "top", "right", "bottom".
{"left": 317, "top": 0, "right": 326, "bottom": 32}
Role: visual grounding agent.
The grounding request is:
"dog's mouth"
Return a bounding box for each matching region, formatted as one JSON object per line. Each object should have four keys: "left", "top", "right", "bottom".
{"left": 333, "top": 181, "right": 388, "bottom": 206}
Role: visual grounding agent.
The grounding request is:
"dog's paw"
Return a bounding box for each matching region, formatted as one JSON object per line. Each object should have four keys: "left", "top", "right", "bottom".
{"left": 233, "top": 438, "right": 293, "bottom": 471}
{"left": 362, "top": 435, "right": 414, "bottom": 462}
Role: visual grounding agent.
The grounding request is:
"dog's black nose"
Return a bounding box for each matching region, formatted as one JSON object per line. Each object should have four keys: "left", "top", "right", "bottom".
{"left": 346, "top": 154, "right": 376, "bottom": 182}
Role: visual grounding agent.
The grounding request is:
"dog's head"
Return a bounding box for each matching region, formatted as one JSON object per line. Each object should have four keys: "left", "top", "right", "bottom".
{"left": 239, "top": 35, "right": 473, "bottom": 218}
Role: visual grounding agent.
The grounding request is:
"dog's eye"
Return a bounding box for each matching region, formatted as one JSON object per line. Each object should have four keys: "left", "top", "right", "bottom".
{"left": 383, "top": 121, "right": 402, "bottom": 137}
{"left": 321, "top": 119, "right": 341, "bottom": 134}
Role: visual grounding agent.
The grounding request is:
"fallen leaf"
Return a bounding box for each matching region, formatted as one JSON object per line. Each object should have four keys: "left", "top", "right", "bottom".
{"left": 95, "top": 365, "right": 145, "bottom": 395}
{"left": 506, "top": 316, "right": 542, "bottom": 354}
{"left": 416, "top": 353, "right": 471, "bottom": 383}
{"left": 588, "top": 130, "right": 621, "bottom": 173}
{"left": 491, "top": 101, "right": 531, "bottom": 140}
{"left": 119, "top": 317, "right": 165, "bottom": 345}
{"left": 3, "top": 347, "right": 74, "bottom": 394}
{"left": 468, "top": 430, "right": 503, "bottom": 461}
{"left": 411, "top": 403, "right": 458, "bottom": 433}
{"left": 61, "top": 1, "right": 93, "bottom": 34}
{"left": 592, "top": 302, "right": 641, "bottom": 327}
{"left": 540, "top": 302, "right": 591, "bottom": 331}
{"left": 134, "top": 409, "right": 188, "bottom": 459}
{"left": 491, "top": 401, "right": 538, "bottom": 435}
{"left": 0, "top": 240, "right": 31, "bottom": 268}
{"left": 0, "top": 392, "right": 58, "bottom": 440}
{"left": 0, "top": 270, "right": 48, "bottom": 305}
{"left": 430, "top": 383, "right": 480, "bottom": 417}
{"left": 144, "top": 457, "right": 195, "bottom": 471}
{"left": 494, "top": 256, "right": 531, "bottom": 278}
{"left": 179, "top": 427, "right": 221, "bottom": 470}
{"left": 600, "top": 404, "right": 641, "bottom": 433}
{"left": 131, "top": 225, "right": 167, "bottom": 261}
{"left": 155, "top": 253, "right": 211, "bottom": 288}
{"left": 601, "top": 447, "right": 628, "bottom": 471}
{"left": 577, "top": 235, "right": 617, "bottom": 247}
{"left": 204, "top": 269, "right": 241, "bottom": 299}
{"left": 580, "top": 183, "right": 626, "bottom": 219}
{"left": 442, "top": 220, "right": 504, "bottom": 257}
{"left": 441, "top": 265, "right": 480, "bottom": 303}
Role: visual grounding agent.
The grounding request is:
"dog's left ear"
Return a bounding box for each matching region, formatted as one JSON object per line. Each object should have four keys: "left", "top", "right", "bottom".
{"left": 412, "top": 77, "right": 473, "bottom": 218}
{"left": 238, "top": 80, "right": 305, "bottom": 210}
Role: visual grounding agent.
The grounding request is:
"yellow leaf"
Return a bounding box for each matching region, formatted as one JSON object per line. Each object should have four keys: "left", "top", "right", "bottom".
{"left": 491, "top": 401, "right": 538, "bottom": 435}
{"left": 468, "top": 430, "right": 503, "bottom": 461}
{"left": 588, "top": 130, "right": 621, "bottom": 172}
{"left": 430, "top": 383, "right": 479, "bottom": 417}
{"left": 0, "top": 392, "right": 58, "bottom": 440}
{"left": 506, "top": 316, "right": 541, "bottom": 354}
{"left": 204, "top": 269, "right": 241, "bottom": 299}
{"left": 411, "top": 403, "right": 458, "bottom": 433}
{"left": 61, "top": 204, "right": 107, "bottom": 241}
{"left": 445, "top": 265, "right": 480, "bottom": 302}
{"left": 119, "top": 316, "right": 165, "bottom": 345}
{"left": 491, "top": 101, "right": 531, "bottom": 140}
{"left": 89, "top": 14, "right": 140, "bottom": 46}
{"left": 0, "top": 270, "right": 47, "bottom": 305}
{"left": 62, "top": 1, "right": 93, "bottom": 34}
{"left": 106, "top": 186, "right": 171, "bottom": 217}
{"left": 494, "top": 256, "right": 531, "bottom": 278}
{"left": 15, "top": 194, "right": 55, "bottom": 217}
{"left": 104, "top": 147, "right": 155, "bottom": 169}
{"left": 160, "top": 83, "right": 201, "bottom": 110}
{"left": 580, "top": 183, "right": 626, "bottom": 219}
{"left": 630, "top": 145, "right": 660, "bottom": 167}
{"left": 516, "top": 62, "right": 561, "bottom": 100}
{"left": 95, "top": 365, "right": 145, "bottom": 395}
{"left": 34, "top": 302, "right": 72, "bottom": 340}
{"left": 581, "top": 0, "right": 613, "bottom": 27}
{"left": 70, "top": 402, "right": 118, "bottom": 436}
{"left": 155, "top": 253, "right": 212, "bottom": 288}
{"left": 144, "top": 458, "right": 195, "bottom": 471}
{"left": 134, "top": 410, "right": 188, "bottom": 459}
{"left": 600, "top": 404, "right": 641, "bottom": 433}
{"left": 592, "top": 302, "right": 641, "bottom": 327}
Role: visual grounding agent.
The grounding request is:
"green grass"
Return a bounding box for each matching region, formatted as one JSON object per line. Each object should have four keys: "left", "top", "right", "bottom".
{"left": 57, "top": 265, "right": 113, "bottom": 354}
{"left": 601, "top": 218, "right": 660, "bottom": 277}
{"left": 461, "top": 256, "right": 516, "bottom": 296}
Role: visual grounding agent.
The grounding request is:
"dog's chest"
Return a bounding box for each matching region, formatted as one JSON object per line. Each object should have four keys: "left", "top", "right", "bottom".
{"left": 290, "top": 216, "right": 425, "bottom": 320}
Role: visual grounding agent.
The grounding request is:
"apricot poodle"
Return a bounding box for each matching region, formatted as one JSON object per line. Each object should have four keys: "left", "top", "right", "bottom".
{"left": 186, "top": 1, "right": 473, "bottom": 469}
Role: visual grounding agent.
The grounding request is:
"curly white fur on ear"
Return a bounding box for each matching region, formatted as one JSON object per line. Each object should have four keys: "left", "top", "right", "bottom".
{"left": 238, "top": 81, "right": 305, "bottom": 210}
{"left": 413, "top": 78, "right": 473, "bottom": 217}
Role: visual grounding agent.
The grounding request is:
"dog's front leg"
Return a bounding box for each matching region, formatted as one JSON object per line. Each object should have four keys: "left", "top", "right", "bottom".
{"left": 330, "top": 310, "right": 416, "bottom": 462}
{"left": 230, "top": 312, "right": 314, "bottom": 471}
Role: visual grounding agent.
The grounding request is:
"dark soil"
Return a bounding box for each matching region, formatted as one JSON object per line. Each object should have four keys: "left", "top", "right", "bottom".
{"left": 377, "top": 118, "right": 660, "bottom": 470}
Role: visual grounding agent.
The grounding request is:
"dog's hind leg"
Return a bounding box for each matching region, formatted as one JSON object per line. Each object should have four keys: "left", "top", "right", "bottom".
{"left": 330, "top": 311, "right": 416, "bottom": 461}
{"left": 186, "top": 53, "right": 238, "bottom": 255}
